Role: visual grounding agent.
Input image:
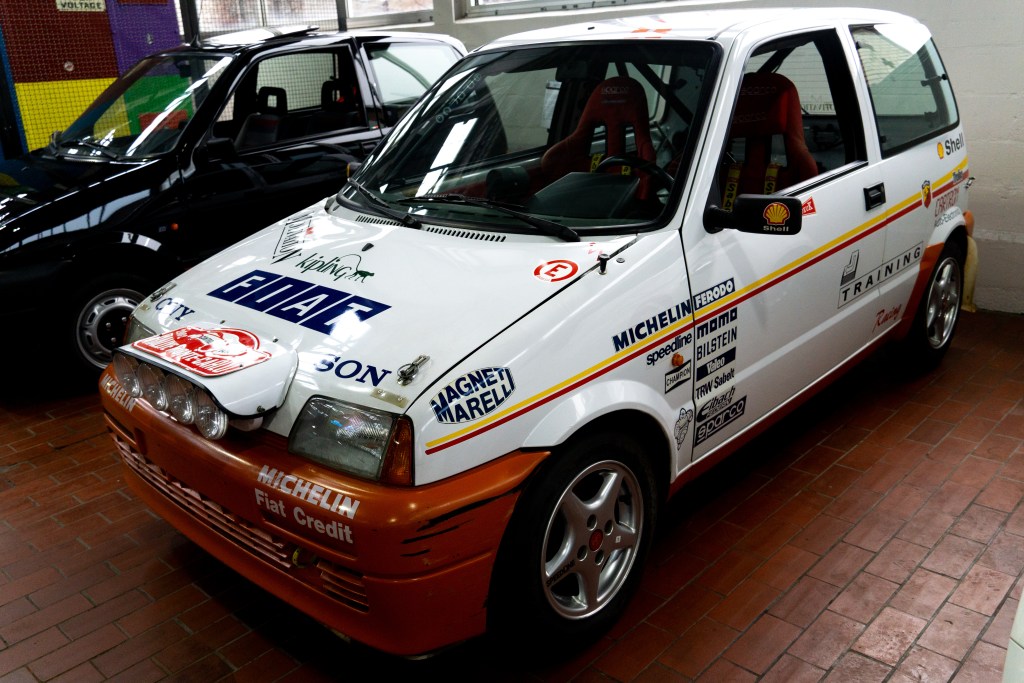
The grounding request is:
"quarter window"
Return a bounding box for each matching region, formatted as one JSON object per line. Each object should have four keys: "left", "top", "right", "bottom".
{"left": 853, "top": 24, "right": 958, "bottom": 157}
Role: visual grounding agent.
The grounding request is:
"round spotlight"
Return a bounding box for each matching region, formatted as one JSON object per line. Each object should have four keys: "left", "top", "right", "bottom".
{"left": 166, "top": 374, "right": 196, "bottom": 424}
{"left": 194, "top": 390, "right": 228, "bottom": 440}
{"left": 112, "top": 353, "right": 142, "bottom": 398}
{"left": 137, "top": 363, "right": 168, "bottom": 411}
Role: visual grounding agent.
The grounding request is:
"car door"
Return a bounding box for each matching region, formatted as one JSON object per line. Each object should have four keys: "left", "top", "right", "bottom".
{"left": 178, "top": 44, "right": 386, "bottom": 264}
{"left": 681, "top": 28, "right": 888, "bottom": 459}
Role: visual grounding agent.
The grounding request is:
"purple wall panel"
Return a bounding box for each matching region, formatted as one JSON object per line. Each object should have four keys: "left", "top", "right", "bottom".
{"left": 108, "top": 1, "right": 181, "bottom": 74}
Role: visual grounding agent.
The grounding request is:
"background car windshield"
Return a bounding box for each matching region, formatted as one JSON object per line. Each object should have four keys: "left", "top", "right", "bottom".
{"left": 355, "top": 42, "right": 718, "bottom": 231}
{"left": 59, "top": 54, "right": 232, "bottom": 159}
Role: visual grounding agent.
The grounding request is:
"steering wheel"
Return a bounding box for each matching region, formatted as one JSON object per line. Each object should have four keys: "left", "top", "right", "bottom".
{"left": 594, "top": 154, "right": 674, "bottom": 190}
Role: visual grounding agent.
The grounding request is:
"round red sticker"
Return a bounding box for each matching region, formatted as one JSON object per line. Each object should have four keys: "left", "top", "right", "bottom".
{"left": 534, "top": 259, "right": 579, "bottom": 282}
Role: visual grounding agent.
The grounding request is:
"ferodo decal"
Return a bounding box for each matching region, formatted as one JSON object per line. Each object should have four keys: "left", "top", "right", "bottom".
{"left": 762, "top": 202, "right": 794, "bottom": 233}
{"left": 837, "top": 243, "right": 923, "bottom": 308}
{"left": 133, "top": 327, "right": 272, "bottom": 377}
{"left": 274, "top": 212, "right": 315, "bottom": 258}
{"left": 430, "top": 367, "right": 515, "bottom": 424}
{"left": 692, "top": 278, "right": 735, "bottom": 312}
{"left": 273, "top": 250, "right": 374, "bottom": 284}
{"left": 153, "top": 297, "right": 195, "bottom": 323}
{"left": 694, "top": 387, "right": 747, "bottom": 446}
{"left": 255, "top": 465, "right": 358, "bottom": 543}
{"left": 208, "top": 270, "right": 390, "bottom": 334}
{"left": 534, "top": 260, "right": 578, "bottom": 283}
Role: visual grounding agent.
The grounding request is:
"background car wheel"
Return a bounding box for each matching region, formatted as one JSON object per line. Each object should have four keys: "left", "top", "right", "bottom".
{"left": 490, "top": 432, "right": 657, "bottom": 649}
{"left": 903, "top": 239, "right": 964, "bottom": 369}
{"left": 70, "top": 277, "right": 148, "bottom": 373}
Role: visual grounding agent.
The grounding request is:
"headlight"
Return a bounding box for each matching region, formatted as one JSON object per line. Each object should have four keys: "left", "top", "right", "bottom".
{"left": 289, "top": 397, "right": 413, "bottom": 484}
{"left": 166, "top": 374, "right": 196, "bottom": 424}
{"left": 112, "top": 353, "right": 142, "bottom": 398}
{"left": 137, "top": 363, "right": 168, "bottom": 411}
{"left": 195, "top": 390, "right": 229, "bottom": 440}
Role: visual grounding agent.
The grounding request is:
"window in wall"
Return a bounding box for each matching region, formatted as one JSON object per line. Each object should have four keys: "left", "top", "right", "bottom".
{"left": 195, "top": 0, "right": 432, "bottom": 34}
{"left": 852, "top": 24, "right": 958, "bottom": 157}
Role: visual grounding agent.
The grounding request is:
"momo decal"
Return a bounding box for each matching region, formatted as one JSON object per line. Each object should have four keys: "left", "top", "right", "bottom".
{"left": 612, "top": 300, "right": 693, "bottom": 352}
{"left": 692, "top": 278, "right": 735, "bottom": 312}
{"left": 274, "top": 212, "right": 315, "bottom": 258}
{"left": 133, "top": 327, "right": 271, "bottom": 377}
{"left": 534, "top": 260, "right": 578, "bottom": 283}
{"left": 694, "top": 307, "right": 738, "bottom": 400}
{"left": 153, "top": 297, "right": 195, "bottom": 323}
{"left": 273, "top": 250, "right": 374, "bottom": 284}
{"left": 665, "top": 360, "right": 692, "bottom": 394}
{"left": 674, "top": 408, "right": 693, "bottom": 450}
{"left": 430, "top": 367, "right": 515, "bottom": 425}
{"left": 694, "top": 387, "right": 746, "bottom": 446}
{"left": 646, "top": 332, "right": 691, "bottom": 366}
{"left": 313, "top": 354, "right": 392, "bottom": 387}
{"left": 838, "top": 243, "right": 922, "bottom": 308}
{"left": 208, "top": 270, "right": 390, "bottom": 334}
{"left": 102, "top": 374, "right": 135, "bottom": 412}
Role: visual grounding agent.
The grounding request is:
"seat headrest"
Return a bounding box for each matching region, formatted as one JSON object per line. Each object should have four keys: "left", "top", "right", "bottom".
{"left": 579, "top": 76, "right": 650, "bottom": 131}
{"left": 257, "top": 86, "right": 287, "bottom": 116}
{"left": 729, "top": 72, "right": 801, "bottom": 138}
{"left": 321, "top": 80, "right": 346, "bottom": 109}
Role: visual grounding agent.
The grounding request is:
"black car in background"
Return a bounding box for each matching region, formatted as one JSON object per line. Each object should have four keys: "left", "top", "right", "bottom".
{"left": 0, "top": 25, "right": 463, "bottom": 372}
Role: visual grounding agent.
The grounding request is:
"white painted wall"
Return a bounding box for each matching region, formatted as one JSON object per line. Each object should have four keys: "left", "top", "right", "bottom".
{"left": 402, "top": 0, "right": 1024, "bottom": 313}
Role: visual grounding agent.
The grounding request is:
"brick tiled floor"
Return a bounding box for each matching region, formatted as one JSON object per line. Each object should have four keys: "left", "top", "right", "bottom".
{"left": 1, "top": 309, "right": 1022, "bottom": 681}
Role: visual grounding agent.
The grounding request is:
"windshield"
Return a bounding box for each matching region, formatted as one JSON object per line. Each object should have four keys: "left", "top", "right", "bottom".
{"left": 56, "top": 53, "right": 233, "bottom": 160}
{"left": 346, "top": 41, "right": 718, "bottom": 234}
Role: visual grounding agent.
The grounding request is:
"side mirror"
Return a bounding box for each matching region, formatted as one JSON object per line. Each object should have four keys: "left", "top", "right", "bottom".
{"left": 704, "top": 195, "right": 802, "bottom": 235}
{"left": 197, "top": 137, "right": 237, "bottom": 164}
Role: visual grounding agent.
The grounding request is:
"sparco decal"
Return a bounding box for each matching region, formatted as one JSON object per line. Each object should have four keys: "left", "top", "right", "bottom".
{"left": 274, "top": 212, "right": 315, "bottom": 258}
{"left": 838, "top": 243, "right": 923, "bottom": 308}
{"left": 692, "top": 278, "right": 735, "bottom": 312}
{"left": 612, "top": 300, "right": 693, "bottom": 352}
{"left": 257, "top": 465, "right": 360, "bottom": 519}
{"left": 694, "top": 396, "right": 747, "bottom": 446}
{"left": 314, "top": 355, "right": 392, "bottom": 387}
{"left": 208, "top": 270, "right": 390, "bottom": 334}
{"left": 430, "top": 367, "right": 515, "bottom": 424}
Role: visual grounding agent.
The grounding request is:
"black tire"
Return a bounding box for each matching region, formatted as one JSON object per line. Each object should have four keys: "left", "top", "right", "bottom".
{"left": 69, "top": 275, "right": 149, "bottom": 374}
{"left": 903, "top": 239, "right": 964, "bottom": 369}
{"left": 490, "top": 432, "right": 657, "bottom": 648}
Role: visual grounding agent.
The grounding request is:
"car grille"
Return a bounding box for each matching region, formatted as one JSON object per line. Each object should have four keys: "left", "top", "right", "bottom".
{"left": 108, "top": 428, "right": 370, "bottom": 612}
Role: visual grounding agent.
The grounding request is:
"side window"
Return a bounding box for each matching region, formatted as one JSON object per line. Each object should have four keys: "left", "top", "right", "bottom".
{"left": 717, "top": 30, "right": 866, "bottom": 208}
{"left": 852, "top": 24, "right": 958, "bottom": 157}
{"left": 365, "top": 43, "right": 462, "bottom": 125}
{"left": 223, "top": 49, "right": 364, "bottom": 150}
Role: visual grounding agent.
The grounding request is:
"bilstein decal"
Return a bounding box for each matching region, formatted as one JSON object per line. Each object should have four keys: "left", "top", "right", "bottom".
{"left": 430, "top": 367, "right": 515, "bottom": 424}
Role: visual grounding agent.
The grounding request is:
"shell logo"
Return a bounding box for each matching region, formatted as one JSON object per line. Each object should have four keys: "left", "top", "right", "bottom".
{"left": 763, "top": 202, "right": 790, "bottom": 225}
{"left": 937, "top": 142, "right": 945, "bottom": 159}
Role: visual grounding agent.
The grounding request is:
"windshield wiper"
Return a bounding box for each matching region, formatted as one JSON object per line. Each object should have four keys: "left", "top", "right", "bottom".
{"left": 398, "top": 194, "right": 580, "bottom": 243}
{"left": 59, "top": 138, "right": 119, "bottom": 160}
{"left": 340, "top": 179, "right": 421, "bottom": 228}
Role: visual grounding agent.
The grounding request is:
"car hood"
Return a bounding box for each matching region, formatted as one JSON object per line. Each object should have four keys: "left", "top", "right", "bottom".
{"left": 132, "top": 202, "right": 635, "bottom": 422}
{"left": 0, "top": 152, "right": 166, "bottom": 252}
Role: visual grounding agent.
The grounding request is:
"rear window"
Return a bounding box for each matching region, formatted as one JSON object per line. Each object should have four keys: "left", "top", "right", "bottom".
{"left": 853, "top": 24, "right": 958, "bottom": 157}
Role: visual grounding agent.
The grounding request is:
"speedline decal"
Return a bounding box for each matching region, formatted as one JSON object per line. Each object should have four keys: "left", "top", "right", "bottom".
{"left": 424, "top": 164, "right": 968, "bottom": 455}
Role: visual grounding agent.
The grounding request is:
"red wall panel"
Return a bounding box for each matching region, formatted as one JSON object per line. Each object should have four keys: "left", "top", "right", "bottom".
{"left": 0, "top": 1, "right": 117, "bottom": 82}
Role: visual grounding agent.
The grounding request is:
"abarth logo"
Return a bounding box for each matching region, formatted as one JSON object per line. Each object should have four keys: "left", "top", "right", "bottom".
{"left": 921, "top": 180, "right": 931, "bottom": 208}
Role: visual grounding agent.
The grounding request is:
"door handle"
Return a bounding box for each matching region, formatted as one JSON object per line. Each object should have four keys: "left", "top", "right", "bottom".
{"left": 864, "top": 183, "right": 886, "bottom": 210}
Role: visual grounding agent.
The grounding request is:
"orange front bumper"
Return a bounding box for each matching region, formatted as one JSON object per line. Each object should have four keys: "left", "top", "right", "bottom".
{"left": 99, "top": 369, "right": 548, "bottom": 656}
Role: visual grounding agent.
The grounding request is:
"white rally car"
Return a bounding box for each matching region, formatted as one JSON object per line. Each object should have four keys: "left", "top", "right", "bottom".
{"left": 100, "top": 8, "right": 973, "bottom": 656}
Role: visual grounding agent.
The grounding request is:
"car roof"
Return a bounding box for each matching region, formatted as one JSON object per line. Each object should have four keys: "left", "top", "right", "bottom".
{"left": 171, "top": 24, "right": 462, "bottom": 56}
{"left": 478, "top": 7, "right": 920, "bottom": 50}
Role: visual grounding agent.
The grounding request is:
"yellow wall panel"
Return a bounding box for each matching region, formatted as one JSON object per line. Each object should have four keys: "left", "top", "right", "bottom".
{"left": 15, "top": 78, "right": 115, "bottom": 151}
